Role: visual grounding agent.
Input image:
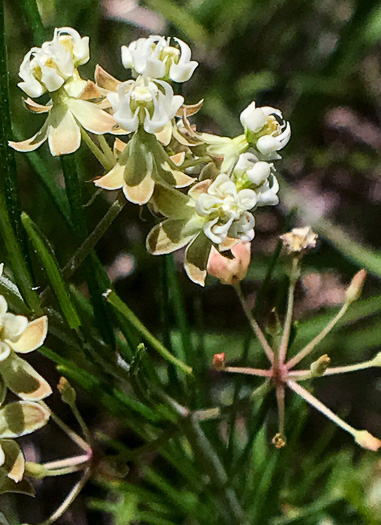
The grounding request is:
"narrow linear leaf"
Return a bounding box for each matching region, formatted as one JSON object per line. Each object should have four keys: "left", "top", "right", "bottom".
{"left": 106, "top": 291, "right": 193, "bottom": 376}
{"left": 21, "top": 212, "right": 81, "bottom": 330}
{"left": 20, "top": 0, "right": 46, "bottom": 45}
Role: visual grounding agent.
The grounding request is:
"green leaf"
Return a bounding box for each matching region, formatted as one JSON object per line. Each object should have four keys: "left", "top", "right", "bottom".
{"left": 21, "top": 212, "right": 81, "bottom": 330}
{"left": 106, "top": 291, "right": 193, "bottom": 376}
{"left": 0, "top": 401, "right": 50, "bottom": 438}
{"left": 20, "top": 0, "right": 46, "bottom": 45}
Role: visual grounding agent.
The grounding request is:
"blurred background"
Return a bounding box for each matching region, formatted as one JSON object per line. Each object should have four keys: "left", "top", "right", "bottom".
{"left": 2, "top": 0, "right": 381, "bottom": 523}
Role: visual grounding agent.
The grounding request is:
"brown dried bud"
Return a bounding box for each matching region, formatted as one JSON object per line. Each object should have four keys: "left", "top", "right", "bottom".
{"left": 280, "top": 226, "right": 317, "bottom": 254}
{"left": 213, "top": 352, "right": 226, "bottom": 371}
{"left": 272, "top": 433, "right": 287, "bottom": 448}
{"left": 345, "top": 269, "right": 367, "bottom": 304}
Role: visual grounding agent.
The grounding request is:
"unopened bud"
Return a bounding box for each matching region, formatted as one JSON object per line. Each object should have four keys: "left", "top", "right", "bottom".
{"left": 58, "top": 377, "right": 76, "bottom": 406}
{"left": 213, "top": 352, "right": 226, "bottom": 371}
{"left": 207, "top": 243, "right": 251, "bottom": 285}
{"left": 272, "top": 433, "right": 287, "bottom": 448}
{"left": 345, "top": 269, "right": 367, "bottom": 304}
{"left": 354, "top": 430, "right": 381, "bottom": 451}
{"left": 310, "top": 354, "right": 331, "bottom": 377}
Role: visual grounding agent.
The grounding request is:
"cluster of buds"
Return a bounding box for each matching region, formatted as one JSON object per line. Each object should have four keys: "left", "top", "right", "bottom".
{"left": 10, "top": 29, "right": 291, "bottom": 285}
{"left": 0, "top": 266, "right": 51, "bottom": 495}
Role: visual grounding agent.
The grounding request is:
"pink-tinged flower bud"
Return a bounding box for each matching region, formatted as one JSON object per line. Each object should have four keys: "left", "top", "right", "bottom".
{"left": 213, "top": 352, "right": 226, "bottom": 370}
{"left": 354, "top": 430, "right": 381, "bottom": 451}
{"left": 345, "top": 269, "right": 367, "bottom": 304}
{"left": 207, "top": 243, "right": 251, "bottom": 285}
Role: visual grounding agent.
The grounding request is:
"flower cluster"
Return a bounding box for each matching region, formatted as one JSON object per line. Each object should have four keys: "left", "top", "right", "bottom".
{"left": 10, "top": 29, "right": 291, "bottom": 285}
{"left": 0, "top": 267, "right": 51, "bottom": 495}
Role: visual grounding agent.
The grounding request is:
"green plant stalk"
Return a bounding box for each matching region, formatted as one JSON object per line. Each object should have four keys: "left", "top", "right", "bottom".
{"left": 21, "top": 212, "right": 81, "bottom": 329}
{"left": 106, "top": 290, "right": 193, "bottom": 376}
{"left": 61, "top": 154, "right": 115, "bottom": 347}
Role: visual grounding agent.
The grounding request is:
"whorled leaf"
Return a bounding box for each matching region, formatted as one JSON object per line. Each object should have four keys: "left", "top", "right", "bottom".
{"left": 9, "top": 316, "right": 48, "bottom": 354}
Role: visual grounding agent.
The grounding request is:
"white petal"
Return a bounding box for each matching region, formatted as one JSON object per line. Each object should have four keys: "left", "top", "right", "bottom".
{"left": 237, "top": 189, "right": 257, "bottom": 210}
{"left": 240, "top": 102, "right": 267, "bottom": 132}
{"left": 68, "top": 99, "right": 118, "bottom": 134}
{"left": 195, "top": 194, "right": 222, "bottom": 216}
{"left": 47, "top": 108, "right": 81, "bottom": 156}
{"left": 0, "top": 296, "right": 7, "bottom": 316}
{"left": 247, "top": 161, "right": 271, "bottom": 185}
{"left": 2, "top": 313, "right": 28, "bottom": 342}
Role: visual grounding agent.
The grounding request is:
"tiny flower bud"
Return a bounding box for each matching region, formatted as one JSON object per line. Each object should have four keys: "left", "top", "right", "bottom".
{"left": 213, "top": 352, "right": 226, "bottom": 370}
{"left": 272, "top": 433, "right": 287, "bottom": 448}
{"left": 207, "top": 243, "right": 251, "bottom": 285}
{"left": 345, "top": 269, "right": 367, "bottom": 304}
{"left": 310, "top": 354, "right": 331, "bottom": 377}
{"left": 354, "top": 430, "right": 381, "bottom": 451}
{"left": 58, "top": 377, "right": 76, "bottom": 406}
{"left": 280, "top": 226, "right": 317, "bottom": 254}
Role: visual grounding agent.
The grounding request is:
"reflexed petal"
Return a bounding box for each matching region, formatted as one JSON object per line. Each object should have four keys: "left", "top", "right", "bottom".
{"left": 155, "top": 122, "right": 172, "bottom": 146}
{"left": 151, "top": 183, "right": 193, "bottom": 219}
{"left": 47, "top": 106, "right": 81, "bottom": 156}
{"left": 68, "top": 99, "right": 118, "bottom": 134}
{"left": 0, "top": 376, "right": 5, "bottom": 406}
{"left": 0, "top": 443, "right": 4, "bottom": 467}
{"left": 9, "top": 316, "right": 48, "bottom": 354}
{"left": 8, "top": 120, "right": 49, "bottom": 153}
{"left": 1, "top": 353, "right": 52, "bottom": 401}
{"left": 147, "top": 219, "right": 198, "bottom": 255}
{"left": 23, "top": 97, "right": 51, "bottom": 113}
{"left": 0, "top": 401, "right": 50, "bottom": 438}
{"left": 184, "top": 233, "right": 211, "bottom": 286}
{"left": 94, "top": 163, "right": 124, "bottom": 190}
{"left": 188, "top": 180, "right": 212, "bottom": 201}
{"left": 0, "top": 439, "right": 25, "bottom": 482}
{"left": 0, "top": 474, "right": 35, "bottom": 496}
{"left": 123, "top": 174, "right": 155, "bottom": 205}
{"left": 95, "top": 64, "right": 121, "bottom": 91}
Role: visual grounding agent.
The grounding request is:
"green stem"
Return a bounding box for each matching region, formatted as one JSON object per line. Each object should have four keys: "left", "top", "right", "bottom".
{"left": 97, "top": 134, "right": 116, "bottom": 167}
{"left": 279, "top": 258, "right": 299, "bottom": 364}
{"left": 234, "top": 283, "right": 274, "bottom": 363}
{"left": 81, "top": 128, "right": 113, "bottom": 170}
{"left": 286, "top": 302, "right": 349, "bottom": 369}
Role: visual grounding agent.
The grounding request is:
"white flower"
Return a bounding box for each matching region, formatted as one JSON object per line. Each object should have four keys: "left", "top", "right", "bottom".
{"left": 234, "top": 152, "right": 272, "bottom": 186}
{"left": 233, "top": 152, "right": 279, "bottom": 206}
{"left": 121, "top": 35, "right": 198, "bottom": 82}
{"left": 240, "top": 101, "right": 291, "bottom": 159}
{"left": 18, "top": 27, "right": 89, "bottom": 98}
{"left": 195, "top": 174, "right": 257, "bottom": 244}
{"left": 108, "top": 76, "right": 184, "bottom": 134}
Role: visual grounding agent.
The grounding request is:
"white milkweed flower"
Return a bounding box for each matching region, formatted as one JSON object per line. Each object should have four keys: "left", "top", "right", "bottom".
{"left": 108, "top": 76, "right": 184, "bottom": 134}
{"left": 121, "top": 35, "right": 198, "bottom": 83}
{"left": 195, "top": 174, "right": 257, "bottom": 244}
{"left": 240, "top": 101, "right": 291, "bottom": 160}
{"left": 234, "top": 152, "right": 279, "bottom": 207}
{"left": 17, "top": 27, "right": 89, "bottom": 98}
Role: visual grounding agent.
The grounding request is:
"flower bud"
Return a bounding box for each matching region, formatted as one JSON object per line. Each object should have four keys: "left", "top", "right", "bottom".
{"left": 310, "top": 354, "right": 331, "bottom": 377}
{"left": 345, "top": 269, "right": 367, "bottom": 304}
{"left": 213, "top": 352, "right": 226, "bottom": 370}
{"left": 354, "top": 430, "right": 381, "bottom": 451}
{"left": 207, "top": 243, "right": 251, "bottom": 285}
{"left": 58, "top": 377, "right": 76, "bottom": 406}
